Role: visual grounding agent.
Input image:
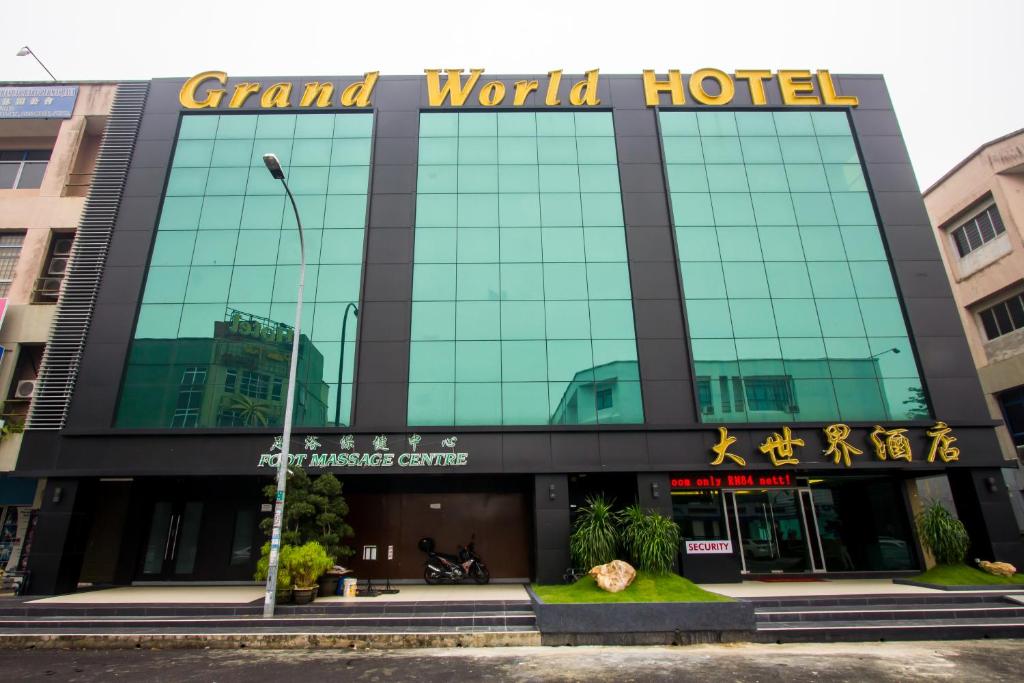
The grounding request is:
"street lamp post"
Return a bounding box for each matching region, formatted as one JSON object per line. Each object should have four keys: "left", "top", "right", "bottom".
{"left": 15, "top": 46, "right": 57, "bottom": 81}
{"left": 334, "top": 303, "right": 358, "bottom": 426}
{"left": 261, "top": 153, "right": 305, "bottom": 618}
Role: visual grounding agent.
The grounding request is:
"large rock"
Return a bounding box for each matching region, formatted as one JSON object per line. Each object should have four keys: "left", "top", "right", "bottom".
{"left": 977, "top": 559, "right": 1017, "bottom": 578}
{"left": 589, "top": 560, "right": 636, "bottom": 593}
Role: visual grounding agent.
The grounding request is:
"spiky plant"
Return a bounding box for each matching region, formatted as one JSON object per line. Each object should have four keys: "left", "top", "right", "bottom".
{"left": 916, "top": 501, "right": 969, "bottom": 565}
{"left": 569, "top": 495, "right": 619, "bottom": 570}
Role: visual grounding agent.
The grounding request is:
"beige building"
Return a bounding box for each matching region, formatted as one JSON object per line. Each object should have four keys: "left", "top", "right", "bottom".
{"left": 0, "top": 82, "right": 116, "bottom": 575}
{"left": 924, "top": 128, "right": 1024, "bottom": 529}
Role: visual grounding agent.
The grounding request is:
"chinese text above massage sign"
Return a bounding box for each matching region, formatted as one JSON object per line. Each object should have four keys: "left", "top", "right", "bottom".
{"left": 257, "top": 434, "right": 468, "bottom": 470}
{"left": 179, "top": 69, "right": 860, "bottom": 110}
{"left": 709, "top": 422, "right": 962, "bottom": 469}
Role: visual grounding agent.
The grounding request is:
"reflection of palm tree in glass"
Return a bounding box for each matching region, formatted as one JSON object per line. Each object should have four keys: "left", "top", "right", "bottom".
{"left": 227, "top": 395, "right": 272, "bottom": 426}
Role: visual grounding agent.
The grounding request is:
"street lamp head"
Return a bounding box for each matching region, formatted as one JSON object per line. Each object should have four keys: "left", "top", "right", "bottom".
{"left": 891, "top": 347, "right": 901, "bottom": 354}
{"left": 262, "top": 153, "right": 285, "bottom": 180}
{"left": 16, "top": 46, "right": 31, "bottom": 57}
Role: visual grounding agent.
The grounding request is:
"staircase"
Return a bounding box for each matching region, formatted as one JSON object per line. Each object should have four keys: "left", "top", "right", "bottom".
{"left": 0, "top": 599, "right": 538, "bottom": 638}
{"left": 751, "top": 592, "right": 1024, "bottom": 642}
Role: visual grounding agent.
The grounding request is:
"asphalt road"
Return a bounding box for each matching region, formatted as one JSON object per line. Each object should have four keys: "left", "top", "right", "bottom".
{"left": 1, "top": 640, "right": 1021, "bottom": 681}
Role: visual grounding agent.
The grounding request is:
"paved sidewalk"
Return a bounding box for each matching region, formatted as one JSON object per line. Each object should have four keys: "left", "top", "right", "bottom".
{"left": 697, "top": 578, "right": 1023, "bottom": 598}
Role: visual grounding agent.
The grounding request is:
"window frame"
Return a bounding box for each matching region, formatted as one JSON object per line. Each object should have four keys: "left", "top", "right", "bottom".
{"left": 0, "top": 232, "right": 27, "bottom": 298}
{"left": 947, "top": 198, "right": 1006, "bottom": 258}
{"left": 977, "top": 289, "right": 1024, "bottom": 341}
{"left": 0, "top": 150, "right": 52, "bottom": 190}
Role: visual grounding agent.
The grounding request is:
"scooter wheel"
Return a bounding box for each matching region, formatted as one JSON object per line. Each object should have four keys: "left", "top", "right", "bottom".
{"left": 424, "top": 566, "right": 442, "bottom": 585}
{"left": 472, "top": 564, "right": 491, "bottom": 585}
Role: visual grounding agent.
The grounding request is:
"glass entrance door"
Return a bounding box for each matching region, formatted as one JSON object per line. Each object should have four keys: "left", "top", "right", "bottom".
{"left": 727, "top": 489, "right": 825, "bottom": 574}
{"left": 140, "top": 500, "right": 204, "bottom": 579}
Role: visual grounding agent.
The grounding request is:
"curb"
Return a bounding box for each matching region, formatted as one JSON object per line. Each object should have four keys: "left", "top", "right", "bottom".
{"left": 893, "top": 579, "right": 1024, "bottom": 592}
{"left": 0, "top": 631, "right": 542, "bottom": 650}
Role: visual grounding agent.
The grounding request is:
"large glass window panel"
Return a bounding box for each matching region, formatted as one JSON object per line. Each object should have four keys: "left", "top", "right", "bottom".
{"left": 455, "top": 341, "right": 502, "bottom": 382}
{"left": 501, "top": 340, "right": 548, "bottom": 381}
{"left": 502, "top": 383, "right": 550, "bottom": 424}
{"left": 659, "top": 110, "right": 925, "bottom": 423}
{"left": 500, "top": 264, "right": 544, "bottom": 300}
{"left": 409, "top": 112, "right": 642, "bottom": 426}
{"left": 409, "top": 341, "right": 456, "bottom": 382}
{"left": 541, "top": 227, "right": 586, "bottom": 262}
{"left": 456, "top": 301, "right": 501, "bottom": 339}
{"left": 458, "top": 164, "right": 498, "bottom": 193}
{"left": 454, "top": 383, "right": 501, "bottom": 425}
{"left": 408, "top": 383, "right": 455, "bottom": 425}
{"left": 543, "top": 263, "right": 589, "bottom": 300}
{"left": 500, "top": 301, "right": 547, "bottom": 339}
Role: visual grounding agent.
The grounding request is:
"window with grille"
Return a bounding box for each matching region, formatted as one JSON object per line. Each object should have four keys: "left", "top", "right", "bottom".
{"left": 0, "top": 233, "right": 25, "bottom": 298}
{"left": 979, "top": 292, "right": 1024, "bottom": 340}
{"left": 950, "top": 203, "right": 1006, "bottom": 257}
{"left": 0, "top": 150, "right": 51, "bottom": 189}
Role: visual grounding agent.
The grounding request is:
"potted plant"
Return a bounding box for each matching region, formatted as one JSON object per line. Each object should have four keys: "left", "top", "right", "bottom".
{"left": 254, "top": 543, "right": 295, "bottom": 604}
{"left": 260, "top": 470, "right": 355, "bottom": 589}
{"left": 289, "top": 541, "right": 334, "bottom": 605}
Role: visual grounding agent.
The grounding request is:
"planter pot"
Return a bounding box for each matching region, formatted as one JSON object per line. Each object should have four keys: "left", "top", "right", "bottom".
{"left": 293, "top": 586, "right": 318, "bottom": 605}
{"left": 318, "top": 574, "right": 341, "bottom": 597}
{"left": 276, "top": 588, "right": 293, "bottom": 604}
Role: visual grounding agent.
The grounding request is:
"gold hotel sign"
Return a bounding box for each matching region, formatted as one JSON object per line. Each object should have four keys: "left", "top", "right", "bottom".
{"left": 179, "top": 69, "right": 860, "bottom": 110}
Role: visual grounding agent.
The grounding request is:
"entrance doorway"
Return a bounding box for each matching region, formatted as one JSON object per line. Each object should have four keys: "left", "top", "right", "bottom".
{"left": 140, "top": 500, "right": 204, "bottom": 579}
{"left": 725, "top": 488, "right": 825, "bottom": 574}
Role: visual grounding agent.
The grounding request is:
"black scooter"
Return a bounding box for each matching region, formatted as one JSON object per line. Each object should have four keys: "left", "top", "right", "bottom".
{"left": 418, "top": 536, "right": 491, "bottom": 584}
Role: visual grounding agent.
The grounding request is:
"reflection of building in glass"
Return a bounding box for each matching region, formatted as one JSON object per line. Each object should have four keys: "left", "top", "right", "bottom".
{"left": 551, "top": 360, "right": 643, "bottom": 425}
{"left": 117, "top": 309, "right": 328, "bottom": 428}
{"left": 692, "top": 356, "right": 921, "bottom": 422}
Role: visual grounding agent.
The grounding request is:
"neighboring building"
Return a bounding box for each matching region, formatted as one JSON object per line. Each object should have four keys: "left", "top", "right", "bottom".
{"left": 924, "top": 128, "right": 1024, "bottom": 530}
{"left": 10, "top": 71, "right": 1024, "bottom": 594}
{"left": 0, "top": 82, "right": 116, "bottom": 573}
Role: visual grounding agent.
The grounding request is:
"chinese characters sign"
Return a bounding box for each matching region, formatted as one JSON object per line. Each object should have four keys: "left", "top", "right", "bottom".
{"left": 711, "top": 422, "right": 961, "bottom": 468}
{"left": 0, "top": 86, "right": 78, "bottom": 119}
{"left": 257, "top": 433, "right": 468, "bottom": 470}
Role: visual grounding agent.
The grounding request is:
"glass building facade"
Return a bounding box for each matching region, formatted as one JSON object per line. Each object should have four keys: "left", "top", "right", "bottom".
{"left": 407, "top": 112, "right": 643, "bottom": 426}
{"left": 661, "top": 110, "right": 927, "bottom": 423}
{"left": 116, "top": 112, "right": 373, "bottom": 428}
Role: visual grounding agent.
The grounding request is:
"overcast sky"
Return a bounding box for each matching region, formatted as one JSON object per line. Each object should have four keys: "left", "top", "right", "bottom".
{"left": 3, "top": 0, "right": 1021, "bottom": 188}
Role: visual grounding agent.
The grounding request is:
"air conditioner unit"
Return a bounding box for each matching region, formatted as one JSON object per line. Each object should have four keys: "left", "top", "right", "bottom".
{"left": 47, "top": 257, "right": 68, "bottom": 275}
{"left": 15, "top": 379, "right": 37, "bottom": 399}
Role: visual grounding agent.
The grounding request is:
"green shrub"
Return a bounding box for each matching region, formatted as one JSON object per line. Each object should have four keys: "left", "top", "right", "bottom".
{"left": 260, "top": 469, "right": 354, "bottom": 563}
{"left": 569, "top": 495, "right": 619, "bottom": 570}
{"left": 618, "top": 505, "right": 680, "bottom": 574}
{"left": 916, "top": 501, "right": 969, "bottom": 565}
{"left": 254, "top": 542, "right": 294, "bottom": 591}
{"left": 287, "top": 541, "right": 334, "bottom": 588}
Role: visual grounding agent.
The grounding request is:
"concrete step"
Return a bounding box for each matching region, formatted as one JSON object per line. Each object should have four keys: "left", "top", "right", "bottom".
{"left": 0, "top": 611, "right": 537, "bottom": 631}
{"left": 756, "top": 603, "right": 1024, "bottom": 623}
{"left": 754, "top": 615, "right": 1024, "bottom": 642}
{"left": 0, "top": 600, "right": 536, "bottom": 618}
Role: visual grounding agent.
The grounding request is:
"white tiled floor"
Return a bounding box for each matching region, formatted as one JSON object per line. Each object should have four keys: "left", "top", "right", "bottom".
{"left": 696, "top": 579, "right": 949, "bottom": 598}
{"left": 318, "top": 584, "right": 529, "bottom": 602}
{"left": 29, "top": 586, "right": 264, "bottom": 604}
{"left": 28, "top": 583, "right": 528, "bottom": 604}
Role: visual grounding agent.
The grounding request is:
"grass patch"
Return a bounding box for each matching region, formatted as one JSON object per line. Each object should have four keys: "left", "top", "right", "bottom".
{"left": 912, "top": 564, "right": 1024, "bottom": 586}
{"left": 532, "top": 571, "right": 733, "bottom": 604}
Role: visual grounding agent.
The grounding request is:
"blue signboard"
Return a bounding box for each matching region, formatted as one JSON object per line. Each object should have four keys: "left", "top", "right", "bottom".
{"left": 0, "top": 86, "right": 78, "bottom": 119}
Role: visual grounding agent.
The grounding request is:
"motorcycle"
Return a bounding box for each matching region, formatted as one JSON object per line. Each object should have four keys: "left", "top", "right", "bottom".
{"left": 418, "top": 536, "right": 491, "bottom": 584}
